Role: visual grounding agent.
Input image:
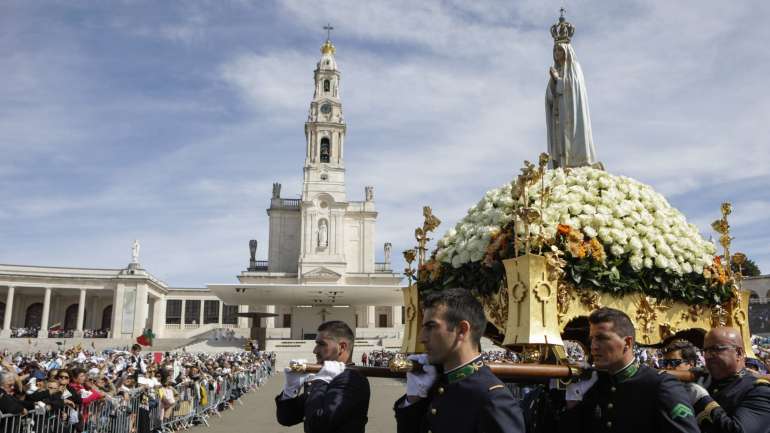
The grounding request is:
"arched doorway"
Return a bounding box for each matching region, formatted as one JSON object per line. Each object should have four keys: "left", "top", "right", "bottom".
{"left": 25, "top": 303, "right": 43, "bottom": 328}
{"left": 64, "top": 304, "right": 86, "bottom": 330}
{"left": 102, "top": 305, "right": 112, "bottom": 330}
{"left": 0, "top": 302, "right": 5, "bottom": 327}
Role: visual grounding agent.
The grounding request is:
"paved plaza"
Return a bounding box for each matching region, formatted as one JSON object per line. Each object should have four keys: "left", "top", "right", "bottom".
{"left": 192, "top": 372, "right": 404, "bottom": 433}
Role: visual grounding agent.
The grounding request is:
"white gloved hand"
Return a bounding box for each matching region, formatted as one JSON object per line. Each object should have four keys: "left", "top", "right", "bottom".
{"left": 406, "top": 354, "right": 438, "bottom": 398}
{"left": 685, "top": 383, "right": 710, "bottom": 404}
{"left": 313, "top": 361, "right": 346, "bottom": 383}
{"left": 282, "top": 359, "right": 313, "bottom": 398}
{"left": 565, "top": 371, "right": 598, "bottom": 402}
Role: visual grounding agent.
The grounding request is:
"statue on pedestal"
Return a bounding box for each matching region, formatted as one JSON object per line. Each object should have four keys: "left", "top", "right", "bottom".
{"left": 131, "top": 240, "right": 140, "bottom": 264}
{"left": 248, "top": 239, "right": 258, "bottom": 270}
{"left": 365, "top": 186, "right": 374, "bottom": 202}
{"left": 545, "top": 9, "right": 599, "bottom": 169}
{"left": 384, "top": 242, "right": 392, "bottom": 265}
{"left": 272, "top": 183, "right": 281, "bottom": 199}
{"left": 318, "top": 220, "right": 329, "bottom": 248}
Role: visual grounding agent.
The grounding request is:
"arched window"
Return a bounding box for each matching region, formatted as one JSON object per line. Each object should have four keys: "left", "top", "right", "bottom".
{"left": 323, "top": 79, "right": 330, "bottom": 92}
{"left": 25, "top": 303, "right": 43, "bottom": 328}
{"left": 64, "top": 304, "right": 86, "bottom": 330}
{"left": 102, "top": 305, "right": 113, "bottom": 330}
{"left": 320, "top": 137, "right": 330, "bottom": 163}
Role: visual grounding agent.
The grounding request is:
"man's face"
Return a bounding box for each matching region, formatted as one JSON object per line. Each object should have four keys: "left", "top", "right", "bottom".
{"left": 704, "top": 332, "right": 744, "bottom": 380}
{"left": 661, "top": 350, "right": 692, "bottom": 371}
{"left": 1, "top": 379, "right": 15, "bottom": 394}
{"left": 47, "top": 381, "right": 60, "bottom": 395}
{"left": 589, "top": 321, "right": 630, "bottom": 371}
{"left": 312, "top": 332, "right": 344, "bottom": 363}
{"left": 419, "top": 305, "right": 459, "bottom": 365}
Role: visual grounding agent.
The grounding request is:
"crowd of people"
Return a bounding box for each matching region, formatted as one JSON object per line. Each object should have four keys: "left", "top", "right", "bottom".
{"left": 0, "top": 344, "right": 275, "bottom": 433}
{"left": 8, "top": 328, "right": 110, "bottom": 339}
{"left": 361, "top": 350, "right": 398, "bottom": 367}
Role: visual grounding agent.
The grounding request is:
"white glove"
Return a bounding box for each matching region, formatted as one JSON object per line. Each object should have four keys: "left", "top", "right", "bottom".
{"left": 313, "top": 361, "right": 346, "bottom": 383}
{"left": 406, "top": 354, "right": 437, "bottom": 398}
{"left": 282, "top": 359, "right": 313, "bottom": 398}
{"left": 565, "top": 371, "right": 598, "bottom": 401}
{"left": 685, "top": 383, "right": 710, "bottom": 404}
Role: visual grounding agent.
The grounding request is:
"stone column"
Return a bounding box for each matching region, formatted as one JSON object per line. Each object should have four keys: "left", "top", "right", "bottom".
{"left": 180, "top": 300, "right": 186, "bottom": 326}
{"left": 39, "top": 287, "right": 52, "bottom": 338}
{"left": 75, "top": 289, "right": 86, "bottom": 336}
{"left": 199, "top": 301, "right": 204, "bottom": 326}
{"left": 237, "top": 305, "right": 249, "bottom": 329}
{"left": 112, "top": 284, "right": 125, "bottom": 337}
{"left": 1, "top": 286, "right": 14, "bottom": 337}
{"left": 367, "top": 305, "right": 376, "bottom": 328}
{"left": 392, "top": 305, "right": 402, "bottom": 328}
{"left": 152, "top": 297, "right": 165, "bottom": 338}
{"left": 133, "top": 285, "right": 148, "bottom": 338}
{"left": 265, "top": 305, "right": 276, "bottom": 328}
{"left": 218, "top": 301, "right": 224, "bottom": 325}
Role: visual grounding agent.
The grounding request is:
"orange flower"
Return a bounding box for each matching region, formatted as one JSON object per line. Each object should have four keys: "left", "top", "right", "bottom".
{"left": 588, "top": 239, "right": 606, "bottom": 264}
{"left": 568, "top": 241, "right": 587, "bottom": 259}
{"left": 557, "top": 224, "right": 572, "bottom": 236}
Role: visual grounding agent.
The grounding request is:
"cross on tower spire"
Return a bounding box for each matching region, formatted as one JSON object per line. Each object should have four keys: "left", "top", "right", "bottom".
{"left": 323, "top": 24, "right": 334, "bottom": 41}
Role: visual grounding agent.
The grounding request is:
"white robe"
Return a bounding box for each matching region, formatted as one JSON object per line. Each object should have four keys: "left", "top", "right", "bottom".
{"left": 545, "top": 43, "right": 598, "bottom": 168}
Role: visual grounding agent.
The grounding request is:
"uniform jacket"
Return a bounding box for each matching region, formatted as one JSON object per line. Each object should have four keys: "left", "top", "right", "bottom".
{"left": 560, "top": 361, "right": 700, "bottom": 433}
{"left": 275, "top": 368, "right": 371, "bottom": 433}
{"left": 694, "top": 369, "right": 770, "bottom": 433}
{"left": 394, "top": 358, "right": 525, "bottom": 433}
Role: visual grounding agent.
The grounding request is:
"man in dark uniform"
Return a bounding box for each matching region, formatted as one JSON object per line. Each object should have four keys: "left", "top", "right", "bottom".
{"left": 393, "top": 288, "right": 525, "bottom": 433}
{"left": 559, "top": 307, "right": 700, "bottom": 433}
{"left": 686, "top": 326, "right": 770, "bottom": 433}
{"left": 275, "top": 320, "right": 370, "bottom": 433}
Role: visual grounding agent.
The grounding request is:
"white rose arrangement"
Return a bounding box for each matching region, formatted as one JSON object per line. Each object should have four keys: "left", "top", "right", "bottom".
{"left": 424, "top": 167, "right": 731, "bottom": 304}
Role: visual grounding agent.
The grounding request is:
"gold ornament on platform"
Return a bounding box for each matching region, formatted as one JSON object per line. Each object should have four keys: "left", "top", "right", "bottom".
{"left": 400, "top": 208, "right": 442, "bottom": 354}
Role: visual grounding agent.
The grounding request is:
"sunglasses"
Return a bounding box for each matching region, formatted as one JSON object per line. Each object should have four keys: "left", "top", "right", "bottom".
{"left": 659, "top": 359, "right": 686, "bottom": 368}
{"left": 58, "top": 376, "right": 70, "bottom": 379}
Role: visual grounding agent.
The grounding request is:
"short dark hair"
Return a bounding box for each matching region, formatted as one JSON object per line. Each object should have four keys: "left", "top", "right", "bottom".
{"left": 131, "top": 344, "right": 142, "bottom": 351}
{"left": 664, "top": 340, "right": 699, "bottom": 365}
{"left": 588, "top": 307, "right": 635, "bottom": 342}
{"left": 317, "top": 320, "right": 355, "bottom": 351}
{"left": 422, "top": 288, "right": 487, "bottom": 349}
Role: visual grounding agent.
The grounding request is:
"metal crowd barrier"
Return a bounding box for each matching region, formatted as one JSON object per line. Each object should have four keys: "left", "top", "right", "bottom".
{"left": 0, "top": 367, "right": 271, "bottom": 433}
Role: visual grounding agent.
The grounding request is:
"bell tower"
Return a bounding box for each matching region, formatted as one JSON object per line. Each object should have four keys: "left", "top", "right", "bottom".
{"left": 298, "top": 28, "right": 349, "bottom": 274}
{"left": 302, "top": 28, "right": 347, "bottom": 203}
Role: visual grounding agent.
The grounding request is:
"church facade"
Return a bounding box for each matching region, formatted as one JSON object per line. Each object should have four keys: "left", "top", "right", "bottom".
{"left": 209, "top": 38, "right": 404, "bottom": 341}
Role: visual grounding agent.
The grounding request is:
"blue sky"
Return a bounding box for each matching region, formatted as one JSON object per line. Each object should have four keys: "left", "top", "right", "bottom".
{"left": 1, "top": 0, "right": 768, "bottom": 287}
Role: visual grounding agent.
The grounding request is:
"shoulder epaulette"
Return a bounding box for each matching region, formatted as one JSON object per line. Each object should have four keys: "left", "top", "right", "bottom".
{"left": 754, "top": 378, "right": 770, "bottom": 387}
{"left": 488, "top": 384, "right": 504, "bottom": 391}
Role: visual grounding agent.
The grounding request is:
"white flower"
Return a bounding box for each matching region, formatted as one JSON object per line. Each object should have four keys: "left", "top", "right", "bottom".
{"left": 583, "top": 226, "right": 598, "bottom": 238}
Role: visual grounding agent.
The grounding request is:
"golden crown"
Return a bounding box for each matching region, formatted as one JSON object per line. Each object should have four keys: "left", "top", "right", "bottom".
{"left": 550, "top": 9, "right": 575, "bottom": 44}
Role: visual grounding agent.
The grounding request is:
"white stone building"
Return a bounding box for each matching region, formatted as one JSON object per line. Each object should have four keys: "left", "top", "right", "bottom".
{"left": 209, "top": 38, "right": 404, "bottom": 342}
{"left": 0, "top": 264, "right": 252, "bottom": 342}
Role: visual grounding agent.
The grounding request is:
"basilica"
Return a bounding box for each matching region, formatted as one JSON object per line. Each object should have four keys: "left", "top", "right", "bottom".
{"left": 0, "top": 36, "right": 404, "bottom": 351}
{"left": 208, "top": 37, "right": 404, "bottom": 347}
